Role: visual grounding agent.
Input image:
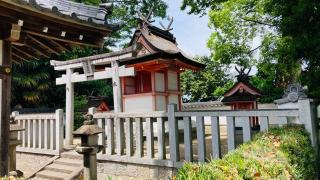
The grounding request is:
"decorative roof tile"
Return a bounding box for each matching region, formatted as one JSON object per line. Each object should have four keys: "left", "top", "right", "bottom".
{"left": 18, "top": 0, "right": 121, "bottom": 31}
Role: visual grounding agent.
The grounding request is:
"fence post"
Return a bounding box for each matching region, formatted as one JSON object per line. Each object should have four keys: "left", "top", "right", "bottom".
{"left": 88, "top": 107, "right": 97, "bottom": 116}
{"left": 55, "top": 109, "right": 64, "bottom": 154}
{"left": 168, "top": 104, "right": 179, "bottom": 163}
{"left": 11, "top": 111, "right": 19, "bottom": 118}
{"left": 298, "top": 99, "right": 318, "bottom": 153}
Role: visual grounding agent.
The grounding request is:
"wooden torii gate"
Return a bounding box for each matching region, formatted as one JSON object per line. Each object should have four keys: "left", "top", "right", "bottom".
{"left": 51, "top": 47, "right": 136, "bottom": 147}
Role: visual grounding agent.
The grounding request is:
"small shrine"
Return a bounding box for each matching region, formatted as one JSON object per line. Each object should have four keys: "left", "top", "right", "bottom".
{"left": 121, "top": 17, "right": 205, "bottom": 112}
{"left": 221, "top": 67, "right": 262, "bottom": 109}
{"left": 221, "top": 67, "right": 262, "bottom": 126}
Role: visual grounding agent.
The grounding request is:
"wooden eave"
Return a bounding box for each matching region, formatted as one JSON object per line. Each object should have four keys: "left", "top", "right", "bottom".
{"left": 120, "top": 52, "right": 205, "bottom": 71}
{"left": 0, "top": 0, "right": 114, "bottom": 63}
{"left": 223, "top": 82, "right": 262, "bottom": 97}
{"left": 0, "top": 0, "right": 112, "bottom": 34}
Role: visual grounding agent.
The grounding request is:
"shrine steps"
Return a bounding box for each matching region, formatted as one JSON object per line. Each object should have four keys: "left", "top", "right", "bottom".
{"left": 31, "top": 152, "right": 83, "bottom": 180}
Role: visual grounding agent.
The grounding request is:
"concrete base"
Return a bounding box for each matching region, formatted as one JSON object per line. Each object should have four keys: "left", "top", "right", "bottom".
{"left": 97, "top": 160, "right": 176, "bottom": 180}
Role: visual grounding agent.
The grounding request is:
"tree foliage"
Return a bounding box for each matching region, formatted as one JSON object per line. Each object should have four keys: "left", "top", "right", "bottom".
{"left": 181, "top": 0, "right": 320, "bottom": 101}
{"left": 74, "top": 0, "right": 168, "bottom": 46}
{"left": 180, "top": 56, "right": 232, "bottom": 102}
{"left": 12, "top": 60, "right": 52, "bottom": 107}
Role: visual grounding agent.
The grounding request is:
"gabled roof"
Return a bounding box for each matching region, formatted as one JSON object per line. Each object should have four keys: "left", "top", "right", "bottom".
{"left": 128, "top": 23, "right": 205, "bottom": 69}
{"left": 221, "top": 81, "right": 262, "bottom": 103}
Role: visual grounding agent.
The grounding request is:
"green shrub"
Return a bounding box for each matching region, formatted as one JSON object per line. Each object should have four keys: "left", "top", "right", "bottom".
{"left": 74, "top": 95, "right": 87, "bottom": 130}
{"left": 175, "top": 125, "right": 317, "bottom": 180}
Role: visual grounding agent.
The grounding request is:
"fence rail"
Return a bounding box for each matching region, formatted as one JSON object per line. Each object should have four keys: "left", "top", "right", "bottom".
{"left": 90, "top": 99, "right": 318, "bottom": 168}
{"left": 12, "top": 109, "right": 64, "bottom": 155}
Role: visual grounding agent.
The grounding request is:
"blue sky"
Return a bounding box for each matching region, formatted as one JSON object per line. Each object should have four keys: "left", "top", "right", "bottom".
{"left": 163, "top": 0, "right": 212, "bottom": 57}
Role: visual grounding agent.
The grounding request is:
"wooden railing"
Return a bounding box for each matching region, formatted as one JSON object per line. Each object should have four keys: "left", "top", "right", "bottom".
{"left": 12, "top": 109, "right": 64, "bottom": 155}
{"left": 90, "top": 99, "right": 318, "bottom": 168}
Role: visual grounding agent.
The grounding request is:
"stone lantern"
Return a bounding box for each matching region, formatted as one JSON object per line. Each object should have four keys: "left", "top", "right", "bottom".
{"left": 9, "top": 112, "right": 24, "bottom": 177}
{"left": 73, "top": 114, "right": 104, "bottom": 180}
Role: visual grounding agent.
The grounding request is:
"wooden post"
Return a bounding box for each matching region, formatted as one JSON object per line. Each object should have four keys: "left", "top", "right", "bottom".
{"left": 0, "top": 40, "right": 12, "bottom": 176}
{"left": 111, "top": 61, "right": 122, "bottom": 113}
{"left": 65, "top": 68, "right": 74, "bottom": 147}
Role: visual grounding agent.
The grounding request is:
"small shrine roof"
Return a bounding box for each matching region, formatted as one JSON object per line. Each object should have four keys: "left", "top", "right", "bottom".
{"left": 221, "top": 81, "right": 262, "bottom": 103}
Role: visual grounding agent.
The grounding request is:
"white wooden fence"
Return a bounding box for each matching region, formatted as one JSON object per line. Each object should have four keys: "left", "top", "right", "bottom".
{"left": 12, "top": 109, "right": 64, "bottom": 155}
{"left": 90, "top": 99, "right": 318, "bottom": 168}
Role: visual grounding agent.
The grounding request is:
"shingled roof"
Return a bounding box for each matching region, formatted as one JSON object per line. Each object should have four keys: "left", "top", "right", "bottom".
{"left": 125, "top": 22, "right": 205, "bottom": 69}
{"left": 17, "top": 0, "right": 121, "bottom": 30}
{"left": 51, "top": 18, "right": 205, "bottom": 70}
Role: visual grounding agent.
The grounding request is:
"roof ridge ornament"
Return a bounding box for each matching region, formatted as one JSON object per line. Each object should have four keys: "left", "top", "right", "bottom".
{"left": 235, "top": 66, "right": 251, "bottom": 82}
{"left": 159, "top": 16, "right": 174, "bottom": 32}
{"left": 138, "top": 5, "right": 155, "bottom": 27}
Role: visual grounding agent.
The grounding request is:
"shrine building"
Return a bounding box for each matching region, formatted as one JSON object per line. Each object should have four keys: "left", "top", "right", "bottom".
{"left": 221, "top": 67, "right": 262, "bottom": 127}
{"left": 121, "top": 21, "right": 205, "bottom": 112}
{"left": 51, "top": 19, "right": 205, "bottom": 114}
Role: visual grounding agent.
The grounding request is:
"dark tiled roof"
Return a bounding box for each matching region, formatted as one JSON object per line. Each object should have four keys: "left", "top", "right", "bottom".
{"left": 19, "top": 0, "right": 121, "bottom": 31}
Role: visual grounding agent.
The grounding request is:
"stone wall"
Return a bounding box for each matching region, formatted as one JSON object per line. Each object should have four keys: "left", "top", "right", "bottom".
{"left": 97, "top": 160, "right": 177, "bottom": 180}
{"left": 16, "top": 152, "right": 53, "bottom": 178}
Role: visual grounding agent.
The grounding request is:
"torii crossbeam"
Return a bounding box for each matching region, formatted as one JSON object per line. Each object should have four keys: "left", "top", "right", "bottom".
{"left": 51, "top": 47, "right": 136, "bottom": 147}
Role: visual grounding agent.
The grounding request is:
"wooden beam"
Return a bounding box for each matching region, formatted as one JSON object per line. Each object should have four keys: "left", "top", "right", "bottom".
{"left": 48, "top": 39, "right": 70, "bottom": 52}
{"left": 6, "top": 24, "right": 21, "bottom": 42}
{"left": 0, "top": 10, "right": 106, "bottom": 47}
{"left": 27, "top": 35, "right": 59, "bottom": 55}
{"left": 24, "top": 30, "right": 102, "bottom": 48}
{"left": 0, "top": 22, "right": 21, "bottom": 42}
{"left": 12, "top": 52, "right": 28, "bottom": 62}
{"left": 26, "top": 42, "right": 50, "bottom": 58}
{"left": 12, "top": 45, "right": 36, "bottom": 59}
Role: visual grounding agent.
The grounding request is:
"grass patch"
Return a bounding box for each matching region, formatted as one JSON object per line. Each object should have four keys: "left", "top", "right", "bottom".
{"left": 175, "top": 125, "right": 317, "bottom": 180}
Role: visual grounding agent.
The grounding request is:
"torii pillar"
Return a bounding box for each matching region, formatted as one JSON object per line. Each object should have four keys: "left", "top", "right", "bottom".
{"left": 65, "top": 68, "right": 74, "bottom": 147}
{"left": 0, "top": 40, "right": 12, "bottom": 175}
{"left": 61, "top": 60, "right": 133, "bottom": 147}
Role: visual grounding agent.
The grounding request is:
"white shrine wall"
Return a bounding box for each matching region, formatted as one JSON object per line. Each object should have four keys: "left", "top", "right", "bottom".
{"left": 124, "top": 95, "right": 153, "bottom": 112}
{"left": 167, "top": 70, "right": 178, "bottom": 91}
{"left": 155, "top": 72, "right": 165, "bottom": 92}
{"left": 155, "top": 95, "right": 166, "bottom": 111}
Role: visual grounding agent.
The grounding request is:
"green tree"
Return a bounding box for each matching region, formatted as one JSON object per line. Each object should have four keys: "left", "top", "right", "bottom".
{"left": 75, "top": 0, "right": 168, "bottom": 46}
{"left": 181, "top": 0, "right": 320, "bottom": 101}
{"left": 180, "top": 56, "right": 232, "bottom": 102}
{"left": 12, "top": 60, "right": 52, "bottom": 107}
